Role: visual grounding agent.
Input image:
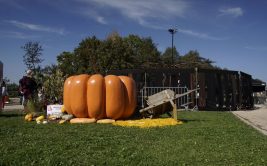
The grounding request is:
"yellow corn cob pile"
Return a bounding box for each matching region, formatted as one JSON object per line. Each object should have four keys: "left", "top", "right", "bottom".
{"left": 113, "top": 118, "right": 183, "bottom": 128}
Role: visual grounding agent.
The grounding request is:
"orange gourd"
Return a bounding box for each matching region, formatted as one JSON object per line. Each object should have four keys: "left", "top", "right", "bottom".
{"left": 63, "top": 74, "right": 136, "bottom": 120}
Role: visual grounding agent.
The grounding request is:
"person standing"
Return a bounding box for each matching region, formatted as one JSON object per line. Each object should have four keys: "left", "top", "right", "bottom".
{"left": 19, "top": 70, "right": 37, "bottom": 108}
{"left": 1, "top": 81, "right": 8, "bottom": 109}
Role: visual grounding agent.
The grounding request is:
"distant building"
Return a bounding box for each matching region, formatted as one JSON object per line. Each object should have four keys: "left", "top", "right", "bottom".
{"left": 0, "top": 60, "right": 3, "bottom": 111}
{"left": 0, "top": 60, "right": 2, "bottom": 83}
{"left": 252, "top": 79, "right": 266, "bottom": 104}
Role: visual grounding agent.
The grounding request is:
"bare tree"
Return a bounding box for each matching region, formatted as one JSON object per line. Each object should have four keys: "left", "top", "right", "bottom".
{"left": 22, "top": 41, "right": 44, "bottom": 70}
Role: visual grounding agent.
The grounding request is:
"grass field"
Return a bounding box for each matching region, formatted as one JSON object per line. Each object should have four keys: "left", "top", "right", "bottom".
{"left": 0, "top": 110, "right": 267, "bottom": 165}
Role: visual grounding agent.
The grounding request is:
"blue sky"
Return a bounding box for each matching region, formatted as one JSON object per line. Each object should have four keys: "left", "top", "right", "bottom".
{"left": 1, "top": 0, "right": 267, "bottom": 84}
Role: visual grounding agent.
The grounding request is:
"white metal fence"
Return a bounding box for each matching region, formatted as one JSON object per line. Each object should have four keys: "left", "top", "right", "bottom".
{"left": 139, "top": 86, "right": 191, "bottom": 108}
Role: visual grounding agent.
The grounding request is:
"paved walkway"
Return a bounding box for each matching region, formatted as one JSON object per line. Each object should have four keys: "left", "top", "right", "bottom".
{"left": 232, "top": 105, "right": 267, "bottom": 136}
{"left": 1, "top": 104, "right": 24, "bottom": 111}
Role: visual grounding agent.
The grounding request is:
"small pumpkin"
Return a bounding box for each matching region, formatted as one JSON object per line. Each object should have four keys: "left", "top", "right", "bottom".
{"left": 36, "top": 115, "right": 44, "bottom": 122}
{"left": 24, "top": 113, "right": 33, "bottom": 121}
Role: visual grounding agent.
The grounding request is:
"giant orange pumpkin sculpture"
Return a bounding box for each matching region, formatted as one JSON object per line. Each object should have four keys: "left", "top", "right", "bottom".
{"left": 63, "top": 74, "right": 137, "bottom": 120}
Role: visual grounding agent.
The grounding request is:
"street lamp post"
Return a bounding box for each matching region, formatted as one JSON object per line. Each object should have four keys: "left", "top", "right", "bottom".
{"left": 168, "top": 28, "right": 177, "bottom": 65}
{"left": 194, "top": 67, "right": 198, "bottom": 111}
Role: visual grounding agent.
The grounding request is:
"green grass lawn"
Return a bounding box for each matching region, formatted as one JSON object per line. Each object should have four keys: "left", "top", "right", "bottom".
{"left": 0, "top": 110, "right": 267, "bottom": 166}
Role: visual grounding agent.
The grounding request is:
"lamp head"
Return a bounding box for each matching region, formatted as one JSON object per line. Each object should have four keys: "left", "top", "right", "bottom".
{"left": 168, "top": 28, "right": 177, "bottom": 34}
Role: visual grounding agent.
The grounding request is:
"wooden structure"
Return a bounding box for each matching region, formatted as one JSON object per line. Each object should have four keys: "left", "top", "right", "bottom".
{"left": 109, "top": 68, "right": 259, "bottom": 111}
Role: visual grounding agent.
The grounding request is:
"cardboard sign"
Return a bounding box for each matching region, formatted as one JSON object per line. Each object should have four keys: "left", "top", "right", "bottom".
{"left": 47, "top": 105, "right": 63, "bottom": 116}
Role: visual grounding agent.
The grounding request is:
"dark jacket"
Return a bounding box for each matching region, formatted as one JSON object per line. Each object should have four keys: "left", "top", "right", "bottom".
{"left": 19, "top": 76, "right": 37, "bottom": 99}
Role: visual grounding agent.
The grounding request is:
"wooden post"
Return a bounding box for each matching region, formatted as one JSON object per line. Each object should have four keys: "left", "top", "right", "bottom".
{"left": 170, "top": 100, "right": 177, "bottom": 121}
{"left": 173, "top": 104, "right": 177, "bottom": 121}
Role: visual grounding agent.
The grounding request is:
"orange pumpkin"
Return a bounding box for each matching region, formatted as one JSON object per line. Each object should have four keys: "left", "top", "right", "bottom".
{"left": 63, "top": 74, "right": 137, "bottom": 120}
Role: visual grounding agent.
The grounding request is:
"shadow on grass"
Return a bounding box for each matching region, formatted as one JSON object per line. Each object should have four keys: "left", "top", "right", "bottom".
{"left": 0, "top": 110, "right": 24, "bottom": 117}
{"left": 178, "top": 118, "right": 208, "bottom": 123}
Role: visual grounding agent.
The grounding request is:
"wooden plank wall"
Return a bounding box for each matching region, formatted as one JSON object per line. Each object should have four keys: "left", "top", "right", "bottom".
{"left": 108, "top": 68, "right": 254, "bottom": 110}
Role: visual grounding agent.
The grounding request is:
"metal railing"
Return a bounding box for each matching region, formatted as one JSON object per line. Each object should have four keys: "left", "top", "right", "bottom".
{"left": 139, "top": 86, "right": 190, "bottom": 108}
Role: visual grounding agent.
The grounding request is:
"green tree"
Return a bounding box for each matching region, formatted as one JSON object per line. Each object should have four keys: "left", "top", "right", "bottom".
{"left": 161, "top": 46, "right": 180, "bottom": 66}
{"left": 57, "top": 52, "right": 77, "bottom": 76}
{"left": 99, "top": 34, "right": 135, "bottom": 73}
{"left": 21, "top": 41, "right": 44, "bottom": 71}
{"left": 43, "top": 65, "right": 65, "bottom": 104}
{"left": 74, "top": 36, "right": 102, "bottom": 74}
{"left": 56, "top": 33, "right": 162, "bottom": 77}
{"left": 177, "top": 50, "right": 216, "bottom": 69}
{"left": 32, "top": 66, "right": 46, "bottom": 87}
{"left": 42, "top": 64, "right": 59, "bottom": 78}
{"left": 6, "top": 83, "right": 19, "bottom": 98}
{"left": 3, "top": 77, "right": 19, "bottom": 97}
{"left": 124, "top": 35, "right": 161, "bottom": 68}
